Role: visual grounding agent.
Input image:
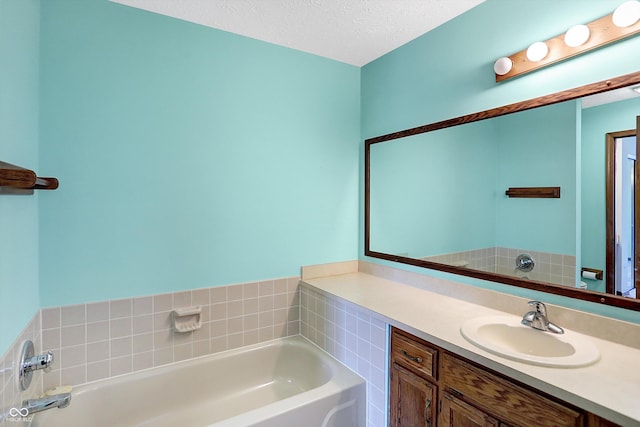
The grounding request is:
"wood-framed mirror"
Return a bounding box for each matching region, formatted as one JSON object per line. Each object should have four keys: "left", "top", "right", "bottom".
{"left": 365, "top": 71, "right": 640, "bottom": 311}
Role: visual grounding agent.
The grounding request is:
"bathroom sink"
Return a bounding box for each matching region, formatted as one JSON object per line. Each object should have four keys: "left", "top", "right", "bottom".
{"left": 460, "top": 315, "right": 600, "bottom": 368}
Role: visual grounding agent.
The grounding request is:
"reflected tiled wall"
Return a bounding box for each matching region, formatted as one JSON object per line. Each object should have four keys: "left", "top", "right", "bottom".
{"left": 422, "top": 247, "right": 494, "bottom": 271}
{"left": 0, "top": 277, "right": 300, "bottom": 424}
{"left": 495, "top": 247, "right": 576, "bottom": 287}
{"left": 422, "top": 246, "right": 577, "bottom": 287}
{"left": 300, "top": 283, "right": 387, "bottom": 427}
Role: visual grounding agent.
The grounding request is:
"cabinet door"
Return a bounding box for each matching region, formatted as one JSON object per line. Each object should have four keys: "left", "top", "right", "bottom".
{"left": 440, "top": 391, "right": 499, "bottom": 427}
{"left": 390, "top": 363, "right": 437, "bottom": 427}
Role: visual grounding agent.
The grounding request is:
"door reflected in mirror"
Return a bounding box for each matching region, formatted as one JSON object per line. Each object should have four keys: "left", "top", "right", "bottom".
{"left": 605, "top": 130, "right": 637, "bottom": 298}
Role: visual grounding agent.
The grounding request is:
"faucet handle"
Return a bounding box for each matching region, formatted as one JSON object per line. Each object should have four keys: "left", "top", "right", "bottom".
{"left": 527, "top": 300, "right": 547, "bottom": 317}
{"left": 23, "top": 350, "right": 54, "bottom": 373}
{"left": 19, "top": 341, "right": 56, "bottom": 391}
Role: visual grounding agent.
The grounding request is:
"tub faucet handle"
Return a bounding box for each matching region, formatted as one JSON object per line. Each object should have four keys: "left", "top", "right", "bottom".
{"left": 19, "top": 341, "right": 56, "bottom": 391}
{"left": 23, "top": 350, "right": 54, "bottom": 373}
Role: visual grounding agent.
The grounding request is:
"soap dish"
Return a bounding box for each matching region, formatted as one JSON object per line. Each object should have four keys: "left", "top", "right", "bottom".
{"left": 172, "top": 306, "right": 202, "bottom": 333}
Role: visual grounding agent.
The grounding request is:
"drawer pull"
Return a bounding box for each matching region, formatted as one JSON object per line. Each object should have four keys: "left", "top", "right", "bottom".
{"left": 401, "top": 349, "right": 423, "bottom": 363}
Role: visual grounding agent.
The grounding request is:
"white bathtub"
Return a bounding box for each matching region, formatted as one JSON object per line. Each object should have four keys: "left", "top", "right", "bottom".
{"left": 29, "top": 336, "right": 365, "bottom": 427}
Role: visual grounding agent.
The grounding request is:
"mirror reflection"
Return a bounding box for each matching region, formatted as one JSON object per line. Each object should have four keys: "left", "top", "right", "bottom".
{"left": 370, "top": 101, "right": 578, "bottom": 286}
{"left": 367, "top": 79, "right": 640, "bottom": 305}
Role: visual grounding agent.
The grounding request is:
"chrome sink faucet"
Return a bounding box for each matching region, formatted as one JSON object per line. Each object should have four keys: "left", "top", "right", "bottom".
{"left": 21, "top": 393, "right": 71, "bottom": 415}
{"left": 521, "top": 301, "right": 564, "bottom": 334}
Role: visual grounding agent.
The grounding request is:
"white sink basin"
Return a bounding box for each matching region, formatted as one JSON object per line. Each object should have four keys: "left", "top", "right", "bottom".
{"left": 460, "top": 315, "right": 600, "bottom": 368}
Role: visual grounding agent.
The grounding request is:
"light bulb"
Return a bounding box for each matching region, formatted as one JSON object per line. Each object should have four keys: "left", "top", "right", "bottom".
{"left": 526, "top": 42, "right": 549, "bottom": 62}
{"left": 493, "top": 57, "right": 513, "bottom": 76}
{"left": 564, "top": 24, "right": 590, "bottom": 47}
{"left": 612, "top": 0, "right": 640, "bottom": 27}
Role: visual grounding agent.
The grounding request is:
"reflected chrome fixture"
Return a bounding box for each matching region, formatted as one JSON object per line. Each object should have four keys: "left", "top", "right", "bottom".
{"left": 19, "top": 340, "right": 54, "bottom": 391}
{"left": 494, "top": 1, "right": 640, "bottom": 81}
{"left": 515, "top": 254, "right": 535, "bottom": 273}
{"left": 21, "top": 393, "right": 71, "bottom": 415}
{"left": 521, "top": 301, "right": 564, "bottom": 334}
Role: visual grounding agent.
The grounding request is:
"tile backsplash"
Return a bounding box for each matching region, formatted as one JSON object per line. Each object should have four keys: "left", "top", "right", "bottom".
{"left": 0, "top": 276, "right": 300, "bottom": 423}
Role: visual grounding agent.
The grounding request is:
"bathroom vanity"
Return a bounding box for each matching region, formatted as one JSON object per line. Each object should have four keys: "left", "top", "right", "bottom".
{"left": 390, "top": 327, "right": 614, "bottom": 426}
{"left": 300, "top": 261, "right": 640, "bottom": 427}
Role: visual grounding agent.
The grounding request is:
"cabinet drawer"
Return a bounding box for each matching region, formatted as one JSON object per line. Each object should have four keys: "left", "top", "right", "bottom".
{"left": 442, "top": 353, "right": 584, "bottom": 427}
{"left": 391, "top": 329, "right": 438, "bottom": 380}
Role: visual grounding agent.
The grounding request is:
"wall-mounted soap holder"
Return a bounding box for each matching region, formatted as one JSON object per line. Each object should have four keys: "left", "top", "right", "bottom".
{"left": 172, "top": 306, "right": 202, "bottom": 333}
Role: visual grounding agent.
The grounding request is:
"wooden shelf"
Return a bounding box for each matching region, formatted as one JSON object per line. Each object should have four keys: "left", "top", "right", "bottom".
{"left": 0, "top": 161, "right": 58, "bottom": 191}
{"left": 505, "top": 186, "right": 560, "bottom": 198}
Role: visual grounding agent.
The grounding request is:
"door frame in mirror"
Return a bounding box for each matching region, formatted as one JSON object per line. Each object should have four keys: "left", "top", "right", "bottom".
{"left": 605, "top": 128, "right": 638, "bottom": 296}
{"left": 365, "top": 71, "right": 640, "bottom": 312}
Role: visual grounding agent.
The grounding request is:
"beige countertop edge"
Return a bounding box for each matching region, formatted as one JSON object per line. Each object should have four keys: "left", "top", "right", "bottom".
{"left": 301, "top": 272, "right": 640, "bottom": 426}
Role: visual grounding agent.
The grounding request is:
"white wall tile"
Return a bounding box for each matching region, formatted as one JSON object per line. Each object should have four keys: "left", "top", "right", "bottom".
{"left": 110, "top": 299, "right": 132, "bottom": 319}
{"left": 300, "top": 283, "right": 387, "bottom": 427}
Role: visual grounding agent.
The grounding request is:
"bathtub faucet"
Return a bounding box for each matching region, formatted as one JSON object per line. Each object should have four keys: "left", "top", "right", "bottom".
{"left": 21, "top": 393, "right": 71, "bottom": 415}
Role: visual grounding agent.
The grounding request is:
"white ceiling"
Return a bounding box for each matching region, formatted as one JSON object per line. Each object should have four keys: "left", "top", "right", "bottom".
{"left": 110, "top": 0, "right": 485, "bottom": 66}
{"left": 582, "top": 85, "right": 640, "bottom": 109}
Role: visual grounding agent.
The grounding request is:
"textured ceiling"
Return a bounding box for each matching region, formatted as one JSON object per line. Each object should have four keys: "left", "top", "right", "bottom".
{"left": 110, "top": 0, "right": 485, "bottom": 66}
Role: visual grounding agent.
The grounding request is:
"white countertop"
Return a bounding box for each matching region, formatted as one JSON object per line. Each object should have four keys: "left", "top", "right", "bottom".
{"left": 302, "top": 271, "right": 640, "bottom": 426}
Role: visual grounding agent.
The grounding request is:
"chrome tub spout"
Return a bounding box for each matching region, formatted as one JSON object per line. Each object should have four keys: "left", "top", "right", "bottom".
{"left": 21, "top": 393, "right": 71, "bottom": 415}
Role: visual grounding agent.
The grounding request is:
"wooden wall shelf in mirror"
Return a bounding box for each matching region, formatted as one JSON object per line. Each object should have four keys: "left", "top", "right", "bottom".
{"left": 365, "top": 71, "right": 640, "bottom": 312}
{"left": 505, "top": 187, "right": 560, "bottom": 198}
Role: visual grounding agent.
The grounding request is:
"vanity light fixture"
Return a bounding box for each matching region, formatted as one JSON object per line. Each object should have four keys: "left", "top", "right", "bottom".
{"left": 525, "top": 42, "right": 549, "bottom": 62}
{"left": 494, "top": 1, "right": 640, "bottom": 82}
{"left": 612, "top": 0, "right": 640, "bottom": 27}
{"left": 563, "top": 24, "right": 590, "bottom": 48}
{"left": 493, "top": 57, "right": 513, "bottom": 76}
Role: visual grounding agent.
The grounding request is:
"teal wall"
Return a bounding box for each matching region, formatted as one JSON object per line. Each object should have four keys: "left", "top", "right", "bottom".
{"left": 369, "top": 120, "right": 497, "bottom": 256}
{"left": 361, "top": 0, "right": 640, "bottom": 323}
{"left": 582, "top": 97, "right": 640, "bottom": 292}
{"left": 494, "top": 101, "right": 578, "bottom": 255}
{"left": 0, "top": 0, "right": 41, "bottom": 353}
{"left": 37, "top": 0, "right": 360, "bottom": 307}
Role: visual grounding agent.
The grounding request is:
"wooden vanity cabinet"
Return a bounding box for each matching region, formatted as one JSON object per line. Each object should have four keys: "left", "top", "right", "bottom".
{"left": 390, "top": 328, "right": 439, "bottom": 427}
{"left": 389, "top": 327, "right": 619, "bottom": 427}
